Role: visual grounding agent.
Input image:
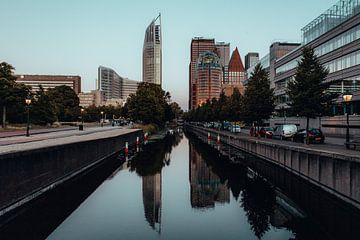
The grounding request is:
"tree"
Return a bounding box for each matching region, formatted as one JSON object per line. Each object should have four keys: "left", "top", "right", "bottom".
{"left": 47, "top": 85, "right": 80, "bottom": 122}
{"left": 125, "top": 82, "right": 171, "bottom": 126}
{"left": 31, "top": 86, "right": 56, "bottom": 125}
{"left": 243, "top": 64, "right": 274, "bottom": 127}
{"left": 287, "top": 46, "right": 331, "bottom": 144}
{"left": 0, "top": 62, "right": 17, "bottom": 128}
{"left": 170, "top": 102, "right": 183, "bottom": 119}
{"left": 228, "top": 88, "right": 243, "bottom": 122}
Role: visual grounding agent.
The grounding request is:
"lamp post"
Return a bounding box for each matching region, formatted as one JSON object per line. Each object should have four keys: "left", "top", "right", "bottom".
{"left": 25, "top": 98, "right": 32, "bottom": 137}
{"left": 100, "top": 111, "right": 104, "bottom": 127}
{"left": 343, "top": 93, "right": 353, "bottom": 149}
{"left": 79, "top": 108, "right": 84, "bottom": 131}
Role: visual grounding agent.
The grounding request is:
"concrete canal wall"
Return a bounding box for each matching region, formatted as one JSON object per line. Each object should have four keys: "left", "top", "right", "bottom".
{"left": 186, "top": 124, "right": 360, "bottom": 209}
{"left": 0, "top": 129, "right": 143, "bottom": 216}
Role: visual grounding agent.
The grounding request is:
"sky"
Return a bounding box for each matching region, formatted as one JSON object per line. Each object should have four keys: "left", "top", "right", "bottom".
{"left": 1, "top": 0, "right": 336, "bottom": 110}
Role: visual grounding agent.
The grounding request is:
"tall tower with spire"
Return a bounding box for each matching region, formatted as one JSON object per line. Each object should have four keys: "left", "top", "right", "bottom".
{"left": 143, "top": 14, "right": 162, "bottom": 86}
{"left": 223, "top": 47, "right": 245, "bottom": 96}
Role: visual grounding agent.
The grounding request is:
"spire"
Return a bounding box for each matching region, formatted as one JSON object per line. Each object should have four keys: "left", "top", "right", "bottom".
{"left": 228, "top": 47, "right": 245, "bottom": 72}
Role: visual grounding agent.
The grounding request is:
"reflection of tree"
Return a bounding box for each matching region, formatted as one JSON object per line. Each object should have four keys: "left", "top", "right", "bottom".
{"left": 129, "top": 133, "right": 182, "bottom": 176}
{"left": 240, "top": 175, "right": 276, "bottom": 239}
{"left": 186, "top": 132, "right": 247, "bottom": 200}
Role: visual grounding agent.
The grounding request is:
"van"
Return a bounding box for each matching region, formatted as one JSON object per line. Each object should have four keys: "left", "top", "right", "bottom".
{"left": 273, "top": 124, "right": 297, "bottom": 140}
{"left": 230, "top": 124, "right": 241, "bottom": 133}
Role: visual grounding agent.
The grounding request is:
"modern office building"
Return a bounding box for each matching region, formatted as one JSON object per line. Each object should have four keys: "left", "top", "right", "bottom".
{"left": 98, "top": 66, "right": 122, "bottom": 101}
{"left": 16, "top": 74, "right": 81, "bottom": 94}
{"left": 195, "top": 51, "right": 222, "bottom": 106}
{"left": 244, "top": 42, "right": 299, "bottom": 88}
{"left": 78, "top": 90, "right": 105, "bottom": 107}
{"left": 143, "top": 14, "right": 162, "bottom": 86}
{"left": 215, "top": 42, "right": 230, "bottom": 84}
{"left": 121, "top": 78, "right": 139, "bottom": 99}
{"left": 223, "top": 47, "right": 245, "bottom": 96}
{"left": 245, "top": 52, "right": 259, "bottom": 70}
{"left": 98, "top": 66, "right": 139, "bottom": 102}
{"left": 273, "top": 0, "right": 360, "bottom": 113}
{"left": 189, "top": 38, "right": 216, "bottom": 109}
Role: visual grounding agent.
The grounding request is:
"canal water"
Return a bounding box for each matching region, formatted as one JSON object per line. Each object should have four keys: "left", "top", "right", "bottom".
{"left": 1, "top": 130, "right": 359, "bottom": 239}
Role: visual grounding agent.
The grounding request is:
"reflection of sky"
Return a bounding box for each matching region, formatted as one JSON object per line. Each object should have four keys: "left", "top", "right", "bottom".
{"left": 47, "top": 137, "right": 294, "bottom": 240}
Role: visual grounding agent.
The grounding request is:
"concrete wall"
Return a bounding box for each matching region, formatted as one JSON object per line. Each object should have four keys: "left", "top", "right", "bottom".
{"left": 0, "top": 130, "right": 142, "bottom": 215}
{"left": 187, "top": 125, "right": 360, "bottom": 209}
{"left": 270, "top": 115, "right": 360, "bottom": 137}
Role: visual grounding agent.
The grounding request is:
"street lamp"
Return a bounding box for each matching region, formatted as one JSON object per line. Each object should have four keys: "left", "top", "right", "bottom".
{"left": 343, "top": 93, "right": 353, "bottom": 149}
{"left": 79, "top": 108, "right": 84, "bottom": 131}
{"left": 25, "top": 98, "right": 32, "bottom": 137}
{"left": 100, "top": 111, "right": 104, "bottom": 127}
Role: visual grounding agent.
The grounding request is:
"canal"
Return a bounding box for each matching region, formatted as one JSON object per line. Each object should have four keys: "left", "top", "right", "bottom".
{"left": 0, "top": 130, "right": 359, "bottom": 239}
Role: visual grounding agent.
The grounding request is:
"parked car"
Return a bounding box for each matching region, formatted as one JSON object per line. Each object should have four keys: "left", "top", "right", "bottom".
{"left": 293, "top": 128, "right": 325, "bottom": 143}
{"left": 259, "top": 127, "right": 274, "bottom": 138}
{"left": 230, "top": 124, "right": 241, "bottom": 133}
{"left": 273, "top": 124, "right": 298, "bottom": 140}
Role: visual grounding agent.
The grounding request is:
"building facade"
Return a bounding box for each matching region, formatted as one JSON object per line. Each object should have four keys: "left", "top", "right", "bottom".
{"left": 98, "top": 66, "right": 139, "bottom": 103}
{"left": 16, "top": 75, "right": 81, "bottom": 94}
{"left": 189, "top": 38, "right": 216, "bottom": 110}
{"left": 143, "top": 14, "right": 162, "bottom": 86}
{"left": 215, "top": 42, "right": 230, "bottom": 84}
{"left": 245, "top": 52, "right": 259, "bottom": 70}
{"left": 274, "top": 0, "right": 360, "bottom": 113}
{"left": 223, "top": 47, "right": 245, "bottom": 96}
{"left": 195, "top": 51, "right": 222, "bottom": 106}
{"left": 78, "top": 90, "right": 105, "bottom": 107}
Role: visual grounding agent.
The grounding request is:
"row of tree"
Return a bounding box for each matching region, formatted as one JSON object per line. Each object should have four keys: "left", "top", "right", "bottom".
{"left": 1, "top": 62, "right": 183, "bottom": 127}
{"left": 184, "top": 46, "right": 335, "bottom": 133}
{"left": 183, "top": 64, "right": 275, "bottom": 125}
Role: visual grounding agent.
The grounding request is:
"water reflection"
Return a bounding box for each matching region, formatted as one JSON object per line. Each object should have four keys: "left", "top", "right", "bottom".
{"left": 187, "top": 133, "right": 304, "bottom": 239}
{"left": 129, "top": 133, "right": 183, "bottom": 232}
{"left": 189, "top": 144, "right": 229, "bottom": 209}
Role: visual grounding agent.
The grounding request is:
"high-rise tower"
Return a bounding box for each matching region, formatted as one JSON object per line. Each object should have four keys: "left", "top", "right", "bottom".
{"left": 143, "top": 14, "right": 162, "bottom": 86}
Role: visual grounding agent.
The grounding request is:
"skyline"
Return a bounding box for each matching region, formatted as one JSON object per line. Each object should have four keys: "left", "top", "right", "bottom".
{"left": 1, "top": 0, "right": 335, "bottom": 109}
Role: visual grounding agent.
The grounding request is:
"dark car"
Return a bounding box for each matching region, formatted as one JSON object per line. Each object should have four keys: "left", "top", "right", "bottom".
{"left": 259, "top": 127, "right": 274, "bottom": 138}
{"left": 293, "top": 128, "right": 325, "bottom": 143}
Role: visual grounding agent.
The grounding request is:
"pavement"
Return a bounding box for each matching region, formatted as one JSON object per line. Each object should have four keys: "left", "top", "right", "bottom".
{"left": 207, "top": 127, "right": 360, "bottom": 159}
{"left": 0, "top": 126, "right": 139, "bottom": 155}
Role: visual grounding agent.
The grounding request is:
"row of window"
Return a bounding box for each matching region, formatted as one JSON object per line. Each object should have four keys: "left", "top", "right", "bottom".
{"left": 324, "top": 49, "right": 360, "bottom": 73}
{"left": 276, "top": 24, "right": 360, "bottom": 75}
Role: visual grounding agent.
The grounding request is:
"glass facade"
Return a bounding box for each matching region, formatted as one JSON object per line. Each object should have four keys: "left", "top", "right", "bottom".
{"left": 323, "top": 49, "right": 360, "bottom": 73}
{"left": 302, "top": 0, "right": 360, "bottom": 44}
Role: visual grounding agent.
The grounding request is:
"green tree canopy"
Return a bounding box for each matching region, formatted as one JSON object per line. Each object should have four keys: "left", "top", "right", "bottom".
{"left": 47, "top": 85, "right": 80, "bottom": 122}
{"left": 0, "top": 62, "right": 31, "bottom": 127}
{"left": 243, "top": 64, "right": 274, "bottom": 125}
{"left": 287, "top": 46, "right": 331, "bottom": 118}
{"left": 287, "top": 46, "right": 332, "bottom": 143}
{"left": 125, "top": 82, "right": 175, "bottom": 126}
{"left": 31, "top": 86, "right": 57, "bottom": 125}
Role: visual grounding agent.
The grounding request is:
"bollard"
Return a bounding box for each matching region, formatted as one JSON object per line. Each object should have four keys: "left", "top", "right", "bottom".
{"left": 208, "top": 132, "right": 211, "bottom": 140}
{"left": 136, "top": 136, "right": 139, "bottom": 145}
{"left": 124, "top": 141, "right": 129, "bottom": 154}
{"left": 136, "top": 145, "right": 140, "bottom": 153}
{"left": 217, "top": 134, "right": 220, "bottom": 143}
{"left": 144, "top": 132, "right": 148, "bottom": 141}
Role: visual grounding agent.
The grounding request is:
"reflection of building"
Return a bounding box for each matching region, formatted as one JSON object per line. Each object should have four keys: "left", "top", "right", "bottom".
{"left": 142, "top": 173, "right": 162, "bottom": 232}
{"left": 189, "top": 144, "right": 229, "bottom": 209}
{"left": 16, "top": 74, "right": 81, "bottom": 94}
{"left": 195, "top": 51, "right": 222, "bottom": 106}
{"left": 223, "top": 47, "right": 245, "bottom": 96}
{"left": 143, "top": 14, "right": 162, "bottom": 86}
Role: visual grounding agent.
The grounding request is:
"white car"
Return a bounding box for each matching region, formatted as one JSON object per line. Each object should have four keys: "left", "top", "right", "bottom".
{"left": 230, "top": 125, "right": 241, "bottom": 133}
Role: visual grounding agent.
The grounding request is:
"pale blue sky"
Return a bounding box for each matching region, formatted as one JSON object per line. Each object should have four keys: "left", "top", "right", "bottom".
{"left": 1, "top": 0, "right": 335, "bottom": 109}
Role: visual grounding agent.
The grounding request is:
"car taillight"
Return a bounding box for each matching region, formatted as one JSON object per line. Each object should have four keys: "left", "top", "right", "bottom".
{"left": 308, "top": 133, "right": 315, "bottom": 137}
